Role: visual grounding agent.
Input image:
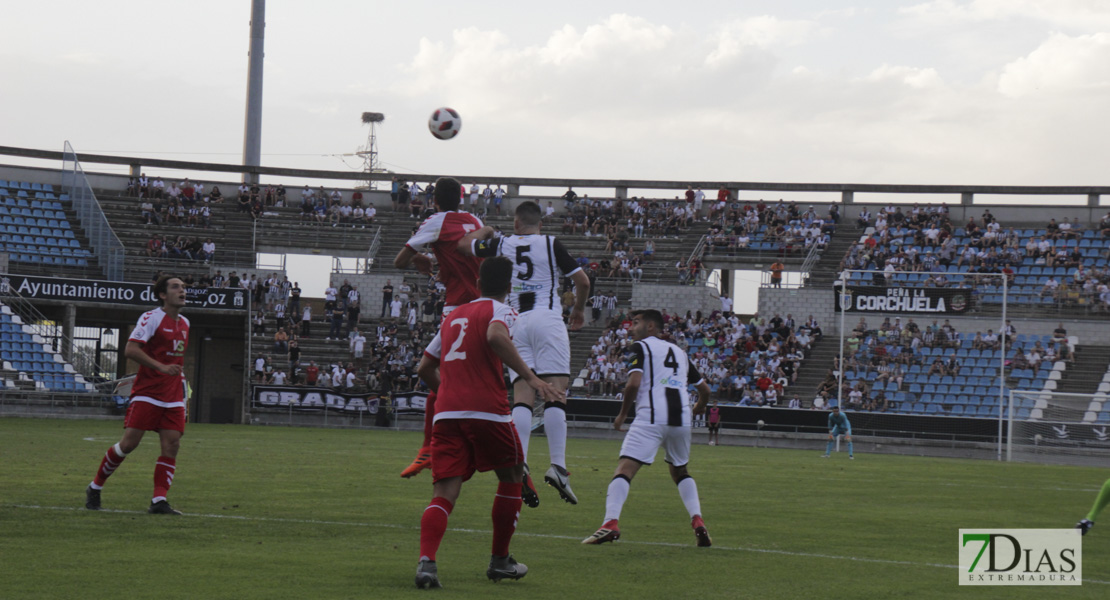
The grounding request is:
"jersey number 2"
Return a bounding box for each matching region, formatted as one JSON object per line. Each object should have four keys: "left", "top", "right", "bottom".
{"left": 444, "top": 318, "right": 469, "bottom": 362}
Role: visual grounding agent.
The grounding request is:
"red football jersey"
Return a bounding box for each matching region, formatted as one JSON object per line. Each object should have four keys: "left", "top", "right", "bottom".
{"left": 405, "top": 211, "right": 483, "bottom": 308}
{"left": 432, "top": 298, "right": 517, "bottom": 423}
{"left": 128, "top": 307, "right": 189, "bottom": 407}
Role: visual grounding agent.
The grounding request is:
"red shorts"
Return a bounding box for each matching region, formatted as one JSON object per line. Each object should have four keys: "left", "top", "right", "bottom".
{"left": 124, "top": 400, "right": 187, "bottom": 433}
{"left": 430, "top": 419, "right": 523, "bottom": 483}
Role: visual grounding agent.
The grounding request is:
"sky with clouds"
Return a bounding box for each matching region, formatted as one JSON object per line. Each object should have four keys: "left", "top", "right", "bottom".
{"left": 4, "top": 0, "right": 1110, "bottom": 190}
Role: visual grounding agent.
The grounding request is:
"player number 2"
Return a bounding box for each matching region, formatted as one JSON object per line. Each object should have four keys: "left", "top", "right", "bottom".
{"left": 444, "top": 318, "right": 469, "bottom": 362}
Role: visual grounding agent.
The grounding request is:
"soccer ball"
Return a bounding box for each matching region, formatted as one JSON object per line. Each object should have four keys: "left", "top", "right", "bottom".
{"left": 1034, "top": 433, "right": 1043, "bottom": 443}
{"left": 757, "top": 419, "right": 765, "bottom": 428}
{"left": 428, "top": 107, "right": 461, "bottom": 140}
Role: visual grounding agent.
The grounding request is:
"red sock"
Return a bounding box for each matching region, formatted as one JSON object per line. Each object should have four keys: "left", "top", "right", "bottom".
{"left": 153, "top": 456, "right": 176, "bottom": 501}
{"left": 491, "top": 482, "right": 523, "bottom": 557}
{"left": 419, "top": 497, "right": 453, "bottom": 561}
{"left": 421, "top": 390, "right": 438, "bottom": 447}
{"left": 92, "top": 443, "right": 127, "bottom": 487}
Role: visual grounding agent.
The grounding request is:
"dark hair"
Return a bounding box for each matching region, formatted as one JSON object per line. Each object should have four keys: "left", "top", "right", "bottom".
{"left": 631, "top": 309, "right": 664, "bottom": 331}
{"left": 153, "top": 275, "right": 182, "bottom": 306}
{"left": 433, "top": 177, "right": 461, "bottom": 211}
{"left": 479, "top": 256, "right": 514, "bottom": 297}
{"left": 515, "top": 200, "right": 542, "bottom": 226}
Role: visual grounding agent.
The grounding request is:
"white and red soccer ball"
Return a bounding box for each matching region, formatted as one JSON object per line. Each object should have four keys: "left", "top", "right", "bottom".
{"left": 428, "top": 107, "right": 461, "bottom": 140}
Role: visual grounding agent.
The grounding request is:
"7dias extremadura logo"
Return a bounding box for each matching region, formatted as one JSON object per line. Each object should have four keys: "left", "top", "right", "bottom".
{"left": 959, "top": 529, "right": 1081, "bottom": 586}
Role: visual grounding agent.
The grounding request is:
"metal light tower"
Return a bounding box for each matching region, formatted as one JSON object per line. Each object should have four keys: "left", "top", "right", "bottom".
{"left": 358, "top": 112, "right": 385, "bottom": 189}
{"left": 242, "top": 0, "right": 266, "bottom": 184}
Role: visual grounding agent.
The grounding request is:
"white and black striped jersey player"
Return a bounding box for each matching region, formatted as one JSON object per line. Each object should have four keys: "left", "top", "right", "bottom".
{"left": 459, "top": 200, "right": 590, "bottom": 507}
{"left": 582, "top": 309, "right": 713, "bottom": 547}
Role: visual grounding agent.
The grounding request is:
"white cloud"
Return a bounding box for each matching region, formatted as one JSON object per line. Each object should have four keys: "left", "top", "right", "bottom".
{"left": 706, "top": 15, "right": 817, "bottom": 67}
{"left": 998, "top": 32, "right": 1110, "bottom": 96}
{"left": 862, "top": 64, "right": 945, "bottom": 89}
{"left": 902, "top": 0, "right": 1110, "bottom": 31}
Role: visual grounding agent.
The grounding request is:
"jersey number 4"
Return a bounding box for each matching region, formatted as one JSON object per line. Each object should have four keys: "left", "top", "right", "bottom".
{"left": 444, "top": 318, "right": 469, "bottom": 362}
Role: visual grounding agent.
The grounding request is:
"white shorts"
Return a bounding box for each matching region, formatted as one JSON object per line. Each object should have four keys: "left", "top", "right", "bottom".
{"left": 507, "top": 309, "right": 570, "bottom": 383}
{"left": 619, "top": 422, "right": 691, "bottom": 467}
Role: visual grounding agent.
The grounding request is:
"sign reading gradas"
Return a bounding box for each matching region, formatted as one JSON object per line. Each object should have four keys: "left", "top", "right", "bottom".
{"left": 0, "top": 274, "right": 246, "bottom": 310}
{"left": 959, "top": 529, "right": 1081, "bottom": 586}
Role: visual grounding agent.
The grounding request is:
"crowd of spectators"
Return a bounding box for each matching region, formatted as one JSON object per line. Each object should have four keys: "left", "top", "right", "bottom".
{"left": 247, "top": 276, "right": 445, "bottom": 396}
{"left": 840, "top": 205, "right": 1110, "bottom": 309}
{"left": 704, "top": 199, "right": 836, "bottom": 256}
{"left": 144, "top": 234, "right": 216, "bottom": 263}
{"left": 813, "top": 316, "right": 1075, "bottom": 413}
{"left": 581, "top": 308, "right": 821, "bottom": 408}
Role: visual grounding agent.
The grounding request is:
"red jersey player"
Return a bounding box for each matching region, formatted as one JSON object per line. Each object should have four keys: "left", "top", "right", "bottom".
{"left": 413, "top": 256, "right": 561, "bottom": 589}
{"left": 86, "top": 275, "right": 191, "bottom": 515}
{"left": 394, "top": 177, "right": 483, "bottom": 478}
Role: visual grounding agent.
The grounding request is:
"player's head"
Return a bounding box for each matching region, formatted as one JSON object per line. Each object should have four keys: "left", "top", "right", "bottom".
{"left": 629, "top": 309, "right": 664, "bottom": 340}
{"left": 154, "top": 275, "right": 187, "bottom": 310}
{"left": 433, "top": 177, "right": 461, "bottom": 211}
{"left": 479, "top": 256, "right": 513, "bottom": 299}
{"left": 514, "top": 200, "right": 542, "bottom": 232}
{"left": 830, "top": 404, "right": 840, "bottom": 412}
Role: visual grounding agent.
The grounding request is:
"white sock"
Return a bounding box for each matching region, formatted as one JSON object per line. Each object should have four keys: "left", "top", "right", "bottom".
{"left": 677, "top": 477, "right": 702, "bottom": 519}
{"left": 512, "top": 404, "right": 533, "bottom": 462}
{"left": 604, "top": 476, "right": 631, "bottom": 523}
{"left": 544, "top": 403, "right": 567, "bottom": 470}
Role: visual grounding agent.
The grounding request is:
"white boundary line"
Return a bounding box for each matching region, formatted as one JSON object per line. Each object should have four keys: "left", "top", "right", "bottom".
{"left": 11, "top": 503, "right": 1108, "bottom": 583}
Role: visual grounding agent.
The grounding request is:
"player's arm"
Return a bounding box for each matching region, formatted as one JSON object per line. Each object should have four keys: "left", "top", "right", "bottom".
{"left": 417, "top": 333, "right": 442, "bottom": 390}
{"left": 393, "top": 245, "right": 433, "bottom": 275}
{"left": 616, "top": 342, "right": 645, "bottom": 431}
{"left": 687, "top": 359, "right": 710, "bottom": 415}
{"left": 552, "top": 239, "right": 589, "bottom": 330}
{"left": 416, "top": 355, "right": 440, "bottom": 391}
{"left": 124, "top": 340, "right": 181, "bottom": 376}
{"left": 487, "top": 320, "right": 561, "bottom": 403}
{"left": 567, "top": 270, "right": 590, "bottom": 331}
{"left": 616, "top": 371, "right": 640, "bottom": 431}
{"left": 456, "top": 225, "right": 497, "bottom": 256}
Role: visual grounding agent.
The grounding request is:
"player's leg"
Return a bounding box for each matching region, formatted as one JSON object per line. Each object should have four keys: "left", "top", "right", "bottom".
{"left": 417, "top": 475, "right": 461, "bottom": 589}
{"left": 87, "top": 426, "right": 145, "bottom": 509}
{"left": 845, "top": 433, "right": 854, "bottom": 458}
{"left": 823, "top": 432, "right": 836, "bottom": 457}
{"left": 149, "top": 404, "right": 185, "bottom": 514}
{"left": 532, "top": 317, "right": 576, "bottom": 503}
{"left": 148, "top": 427, "right": 183, "bottom": 514}
{"left": 539, "top": 376, "right": 575, "bottom": 504}
{"left": 584, "top": 424, "right": 656, "bottom": 544}
{"left": 400, "top": 386, "right": 436, "bottom": 478}
{"left": 416, "top": 419, "right": 468, "bottom": 589}
{"left": 1077, "top": 477, "right": 1110, "bottom": 535}
{"left": 475, "top": 420, "right": 527, "bottom": 582}
{"left": 665, "top": 427, "right": 711, "bottom": 547}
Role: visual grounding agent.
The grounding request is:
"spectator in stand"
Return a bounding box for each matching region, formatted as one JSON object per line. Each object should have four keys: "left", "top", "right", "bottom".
{"left": 146, "top": 234, "right": 167, "bottom": 258}
{"left": 273, "top": 327, "right": 289, "bottom": 353}
{"left": 141, "top": 199, "right": 159, "bottom": 225}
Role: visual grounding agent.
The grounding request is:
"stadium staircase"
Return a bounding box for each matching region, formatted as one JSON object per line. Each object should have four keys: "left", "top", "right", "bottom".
{"left": 786, "top": 336, "right": 837, "bottom": 406}
{"left": 805, "top": 224, "right": 860, "bottom": 289}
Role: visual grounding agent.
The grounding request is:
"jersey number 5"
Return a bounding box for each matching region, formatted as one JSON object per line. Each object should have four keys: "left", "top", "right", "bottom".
{"left": 444, "top": 318, "right": 469, "bottom": 362}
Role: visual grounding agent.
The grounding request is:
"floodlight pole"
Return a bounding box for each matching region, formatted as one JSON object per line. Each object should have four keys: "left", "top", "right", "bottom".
{"left": 837, "top": 271, "right": 848, "bottom": 409}
{"left": 997, "top": 274, "right": 1008, "bottom": 461}
{"left": 241, "top": 0, "right": 266, "bottom": 185}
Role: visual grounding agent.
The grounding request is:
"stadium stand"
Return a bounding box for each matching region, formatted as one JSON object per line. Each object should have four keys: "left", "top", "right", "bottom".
{"left": 0, "top": 181, "right": 92, "bottom": 268}
{"left": 0, "top": 301, "right": 94, "bottom": 392}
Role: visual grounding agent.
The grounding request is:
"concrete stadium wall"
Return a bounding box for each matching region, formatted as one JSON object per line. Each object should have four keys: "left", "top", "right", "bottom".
{"left": 759, "top": 287, "right": 839, "bottom": 333}
{"left": 631, "top": 281, "right": 721, "bottom": 316}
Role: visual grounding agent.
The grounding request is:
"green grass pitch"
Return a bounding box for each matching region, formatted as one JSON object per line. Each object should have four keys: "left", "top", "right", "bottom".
{"left": 1, "top": 417, "right": 1107, "bottom": 599}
